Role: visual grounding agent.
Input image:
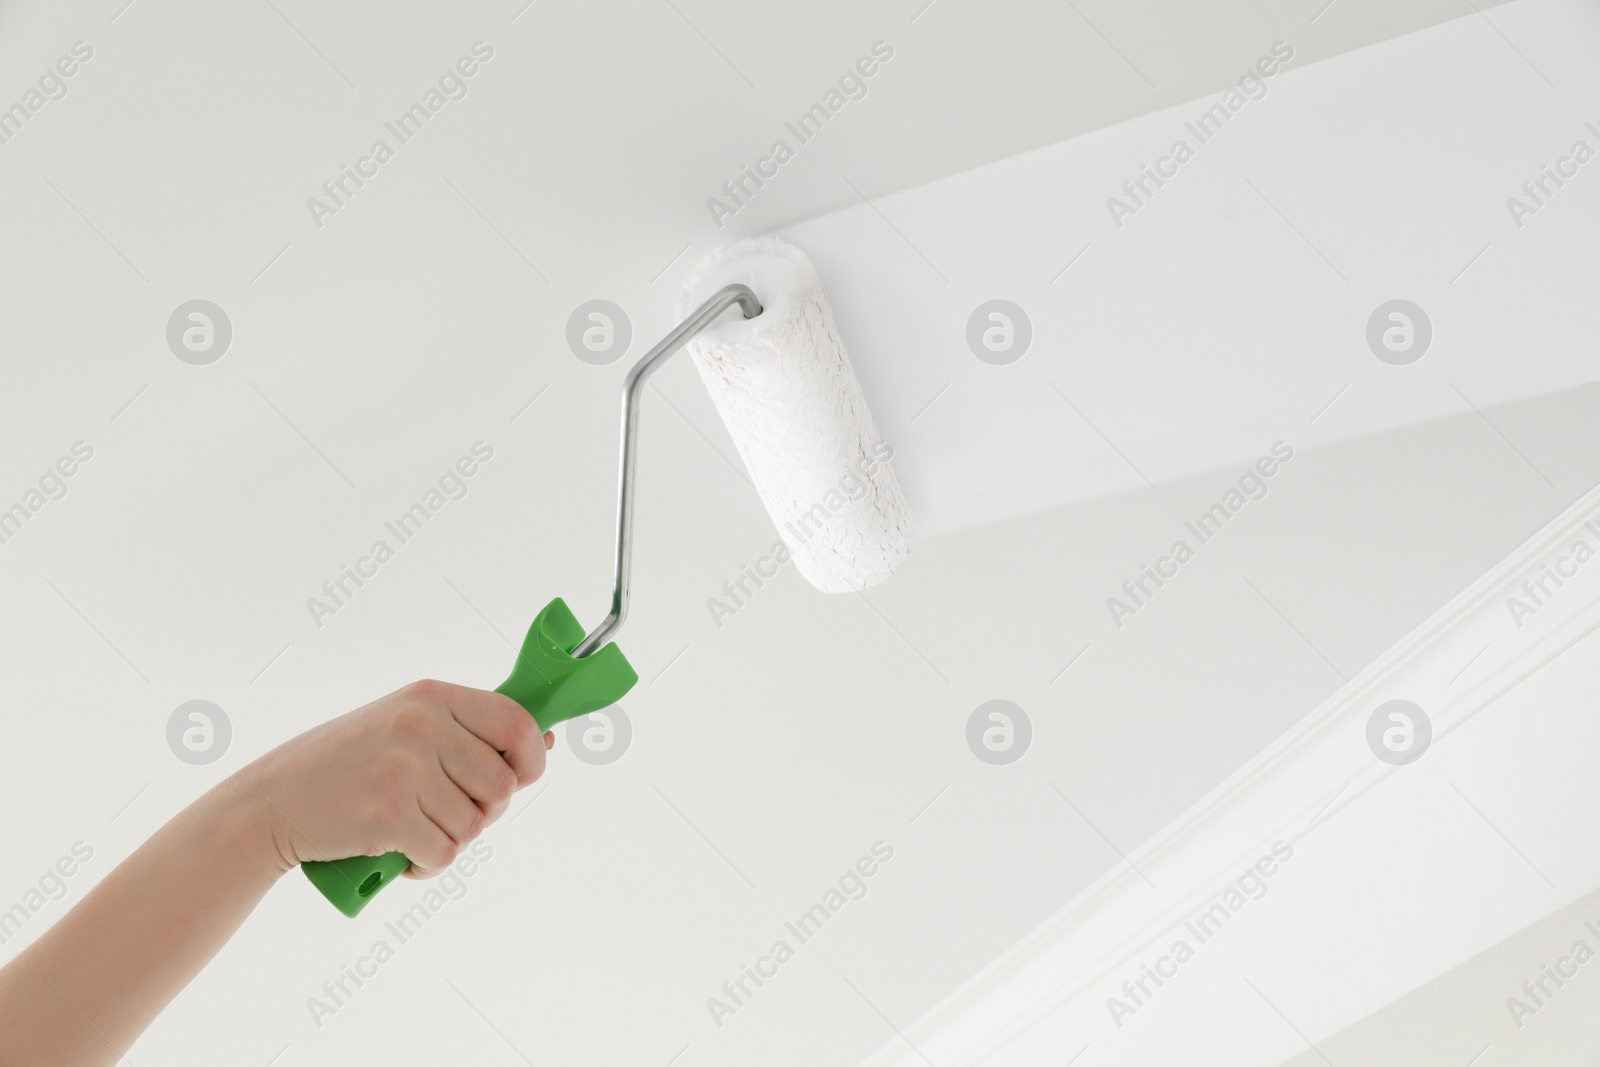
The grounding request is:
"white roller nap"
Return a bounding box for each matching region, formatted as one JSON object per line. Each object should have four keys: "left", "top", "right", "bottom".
{"left": 677, "top": 238, "right": 912, "bottom": 593}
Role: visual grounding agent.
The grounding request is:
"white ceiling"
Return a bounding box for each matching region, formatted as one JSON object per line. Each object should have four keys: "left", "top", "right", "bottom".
{"left": 0, "top": 0, "right": 1518, "bottom": 278}
{"left": 776, "top": 0, "right": 1597, "bottom": 536}
{"left": 1276, "top": 887, "right": 1600, "bottom": 1067}
{"left": 0, "top": 1, "right": 1591, "bottom": 1066}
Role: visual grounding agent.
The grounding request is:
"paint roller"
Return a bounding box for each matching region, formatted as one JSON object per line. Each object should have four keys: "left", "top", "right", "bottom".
{"left": 306, "top": 237, "right": 911, "bottom": 915}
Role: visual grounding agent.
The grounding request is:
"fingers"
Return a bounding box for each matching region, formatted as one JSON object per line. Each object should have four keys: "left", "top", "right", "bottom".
{"left": 358, "top": 680, "right": 555, "bottom": 882}
{"left": 439, "top": 734, "right": 518, "bottom": 824}
{"left": 403, "top": 774, "right": 482, "bottom": 877}
{"left": 437, "top": 682, "right": 547, "bottom": 786}
{"left": 397, "top": 809, "right": 459, "bottom": 879}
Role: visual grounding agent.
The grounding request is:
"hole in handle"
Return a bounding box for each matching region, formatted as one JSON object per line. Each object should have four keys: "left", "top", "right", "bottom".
{"left": 358, "top": 872, "right": 384, "bottom": 897}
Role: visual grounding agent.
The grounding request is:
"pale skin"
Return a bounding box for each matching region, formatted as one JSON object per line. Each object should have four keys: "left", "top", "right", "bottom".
{"left": 0, "top": 679, "right": 552, "bottom": 1067}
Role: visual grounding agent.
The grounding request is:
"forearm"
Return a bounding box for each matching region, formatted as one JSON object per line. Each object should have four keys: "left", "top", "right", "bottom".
{"left": 0, "top": 774, "right": 287, "bottom": 1067}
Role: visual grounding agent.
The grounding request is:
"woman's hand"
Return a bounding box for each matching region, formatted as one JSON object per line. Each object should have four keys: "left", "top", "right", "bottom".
{"left": 240, "top": 679, "right": 553, "bottom": 878}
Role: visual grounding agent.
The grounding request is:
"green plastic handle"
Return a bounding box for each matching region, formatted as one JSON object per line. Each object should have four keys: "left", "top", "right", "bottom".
{"left": 302, "top": 597, "right": 638, "bottom": 917}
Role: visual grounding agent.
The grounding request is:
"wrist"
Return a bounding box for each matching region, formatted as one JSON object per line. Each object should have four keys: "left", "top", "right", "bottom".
{"left": 196, "top": 767, "right": 300, "bottom": 883}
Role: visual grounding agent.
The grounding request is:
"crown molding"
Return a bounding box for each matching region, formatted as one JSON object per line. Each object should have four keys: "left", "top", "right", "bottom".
{"left": 860, "top": 477, "right": 1600, "bottom": 1065}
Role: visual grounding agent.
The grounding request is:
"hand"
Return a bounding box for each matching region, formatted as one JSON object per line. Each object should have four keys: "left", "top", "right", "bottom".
{"left": 239, "top": 680, "right": 553, "bottom": 878}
